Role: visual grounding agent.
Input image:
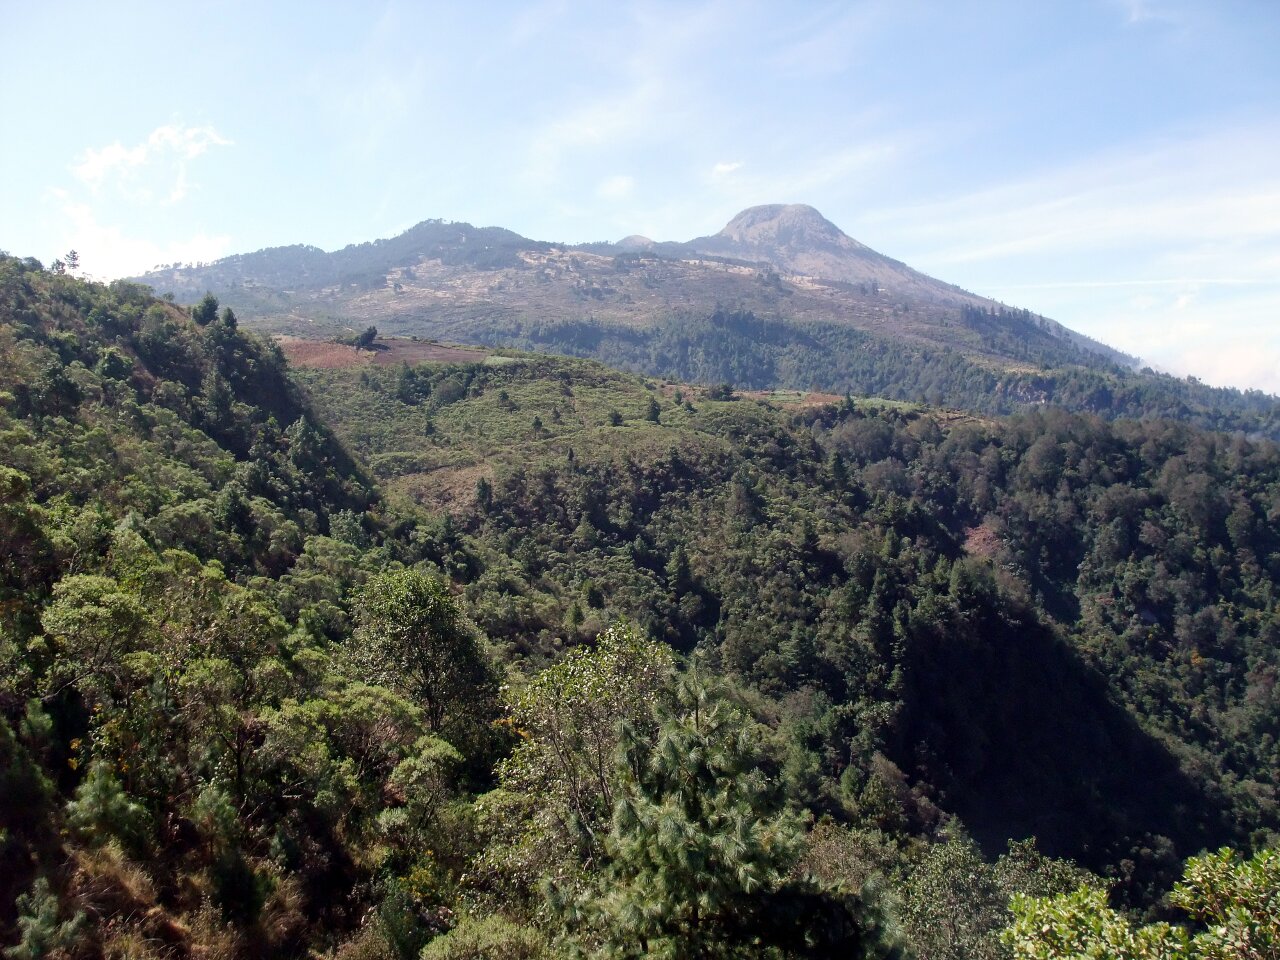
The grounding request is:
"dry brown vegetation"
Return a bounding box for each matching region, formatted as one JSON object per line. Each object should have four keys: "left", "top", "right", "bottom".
{"left": 276, "top": 335, "right": 489, "bottom": 369}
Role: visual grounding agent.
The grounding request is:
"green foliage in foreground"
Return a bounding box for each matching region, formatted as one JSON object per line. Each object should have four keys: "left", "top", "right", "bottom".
{"left": 484, "top": 624, "right": 675, "bottom": 891}
{"left": 420, "top": 914, "right": 552, "bottom": 960}
{"left": 1005, "top": 847, "right": 1280, "bottom": 960}
{"left": 3, "top": 255, "right": 1280, "bottom": 959}
{"left": 560, "top": 678, "right": 900, "bottom": 959}
{"left": 6, "top": 877, "right": 84, "bottom": 960}
{"left": 300, "top": 349, "right": 1280, "bottom": 896}
{"left": 895, "top": 833, "right": 1095, "bottom": 960}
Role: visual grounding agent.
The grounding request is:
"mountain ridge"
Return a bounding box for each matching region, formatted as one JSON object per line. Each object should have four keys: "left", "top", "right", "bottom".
{"left": 125, "top": 206, "right": 1280, "bottom": 435}
{"left": 133, "top": 202, "right": 1134, "bottom": 363}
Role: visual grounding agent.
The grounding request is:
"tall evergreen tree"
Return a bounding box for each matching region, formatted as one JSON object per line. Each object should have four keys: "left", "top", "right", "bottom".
{"left": 191, "top": 291, "right": 219, "bottom": 326}
{"left": 562, "top": 678, "right": 899, "bottom": 959}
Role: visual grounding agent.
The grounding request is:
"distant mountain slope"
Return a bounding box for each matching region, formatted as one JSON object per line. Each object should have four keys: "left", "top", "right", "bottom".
{"left": 130, "top": 205, "right": 1280, "bottom": 435}
{"left": 689, "top": 203, "right": 932, "bottom": 291}
{"left": 136, "top": 205, "right": 1131, "bottom": 356}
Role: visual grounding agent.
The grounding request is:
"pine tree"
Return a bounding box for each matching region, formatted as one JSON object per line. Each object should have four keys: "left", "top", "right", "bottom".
{"left": 5, "top": 877, "right": 84, "bottom": 960}
{"left": 192, "top": 292, "right": 219, "bottom": 326}
{"left": 564, "top": 678, "right": 899, "bottom": 959}
{"left": 65, "top": 761, "right": 149, "bottom": 852}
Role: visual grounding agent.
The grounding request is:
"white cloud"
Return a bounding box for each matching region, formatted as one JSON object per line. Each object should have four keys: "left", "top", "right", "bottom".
{"left": 711, "top": 161, "right": 742, "bottom": 178}
{"left": 48, "top": 123, "right": 235, "bottom": 279}
{"left": 596, "top": 175, "right": 635, "bottom": 200}
{"left": 1169, "top": 341, "right": 1280, "bottom": 395}
{"left": 71, "top": 124, "right": 232, "bottom": 202}
{"left": 980, "top": 278, "right": 1280, "bottom": 394}
{"left": 49, "top": 188, "right": 232, "bottom": 280}
{"left": 845, "top": 122, "right": 1280, "bottom": 393}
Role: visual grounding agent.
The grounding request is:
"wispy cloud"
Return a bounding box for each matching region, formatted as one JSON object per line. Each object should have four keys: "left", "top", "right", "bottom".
{"left": 1112, "top": 0, "right": 1182, "bottom": 26}
{"left": 524, "top": 78, "right": 668, "bottom": 186}
{"left": 862, "top": 122, "right": 1280, "bottom": 283}
{"left": 50, "top": 122, "right": 234, "bottom": 278}
{"left": 703, "top": 139, "right": 903, "bottom": 218}
{"left": 768, "top": 1, "right": 889, "bottom": 76}
{"left": 502, "top": 0, "right": 570, "bottom": 50}
{"left": 329, "top": 25, "right": 430, "bottom": 164}
{"left": 517, "top": 2, "right": 729, "bottom": 189}
{"left": 71, "top": 124, "right": 231, "bottom": 203}
{"left": 849, "top": 121, "right": 1280, "bottom": 392}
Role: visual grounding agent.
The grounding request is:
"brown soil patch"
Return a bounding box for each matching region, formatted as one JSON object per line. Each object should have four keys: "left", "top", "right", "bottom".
{"left": 750, "top": 390, "right": 845, "bottom": 408}
{"left": 277, "top": 335, "right": 489, "bottom": 369}
{"left": 963, "top": 522, "right": 1002, "bottom": 559}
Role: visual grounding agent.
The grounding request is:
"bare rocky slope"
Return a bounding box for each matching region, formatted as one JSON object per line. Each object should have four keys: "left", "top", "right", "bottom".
{"left": 135, "top": 203, "right": 1124, "bottom": 364}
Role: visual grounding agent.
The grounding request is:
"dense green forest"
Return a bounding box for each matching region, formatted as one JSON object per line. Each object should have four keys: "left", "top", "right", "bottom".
{"left": 3, "top": 255, "right": 1279, "bottom": 958}
{"left": 461, "top": 305, "right": 1280, "bottom": 439}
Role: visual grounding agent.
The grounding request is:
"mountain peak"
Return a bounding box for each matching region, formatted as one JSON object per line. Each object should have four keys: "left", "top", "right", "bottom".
{"left": 706, "top": 203, "right": 874, "bottom": 263}
{"left": 686, "top": 202, "right": 908, "bottom": 286}
{"left": 716, "top": 203, "right": 848, "bottom": 246}
{"left": 617, "top": 234, "right": 656, "bottom": 251}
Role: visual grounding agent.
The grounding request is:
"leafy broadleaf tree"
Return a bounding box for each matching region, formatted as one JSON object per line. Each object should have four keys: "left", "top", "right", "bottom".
{"left": 1004, "top": 886, "right": 1186, "bottom": 960}
{"left": 1171, "top": 847, "right": 1280, "bottom": 959}
{"left": 376, "top": 733, "right": 462, "bottom": 851}
{"left": 349, "top": 569, "right": 494, "bottom": 736}
{"left": 38, "top": 574, "right": 151, "bottom": 701}
{"left": 1003, "top": 847, "right": 1280, "bottom": 960}
{"left": 481, "top": 624, "right": 674, "bottom": 896}
{"left": 562, "top": 677, "right": 899, "bottom": 959}
{"left": 897, "top": 831, "right": 1095, "bottom": 960}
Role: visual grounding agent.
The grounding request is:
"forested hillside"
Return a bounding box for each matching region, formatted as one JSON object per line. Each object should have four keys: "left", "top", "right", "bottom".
{"left": 134, "top": 209, "right": 1280, "bottom": 439}
{"left": 459, "top": 306, "right": 1280, "bottom": 438}
{"left": 293, "top": 347, "right": 1280, "bottom": 878}
{"left": 3, "top": 257, "right": 1279, "bottom": 959}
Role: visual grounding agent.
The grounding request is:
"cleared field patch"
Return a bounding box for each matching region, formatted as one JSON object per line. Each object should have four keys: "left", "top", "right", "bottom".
{"left": 277, "top": 335, "right": 490, "bottom": 369}
{"left": 741, "top": 389, "right": 845, "bottom": 408}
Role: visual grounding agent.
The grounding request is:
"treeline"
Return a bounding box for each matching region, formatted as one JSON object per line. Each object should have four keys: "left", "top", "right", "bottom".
{"left": 458, "top": 307, "right": 1280, "bottom": 438}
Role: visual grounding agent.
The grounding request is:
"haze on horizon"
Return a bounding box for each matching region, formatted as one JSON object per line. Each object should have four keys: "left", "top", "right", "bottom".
{"left": 2, "top": 0, "right": 1278, "bottom": 393}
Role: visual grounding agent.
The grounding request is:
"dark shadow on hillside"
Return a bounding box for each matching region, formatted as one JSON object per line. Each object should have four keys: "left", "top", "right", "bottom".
{"left": 895, "top": 603, "right": 1230, "bottom": 897}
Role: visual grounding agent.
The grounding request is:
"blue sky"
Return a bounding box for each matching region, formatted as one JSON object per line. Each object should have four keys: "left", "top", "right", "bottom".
{"left": 3, "top": 1, "right": 1279, "bottom": 392}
